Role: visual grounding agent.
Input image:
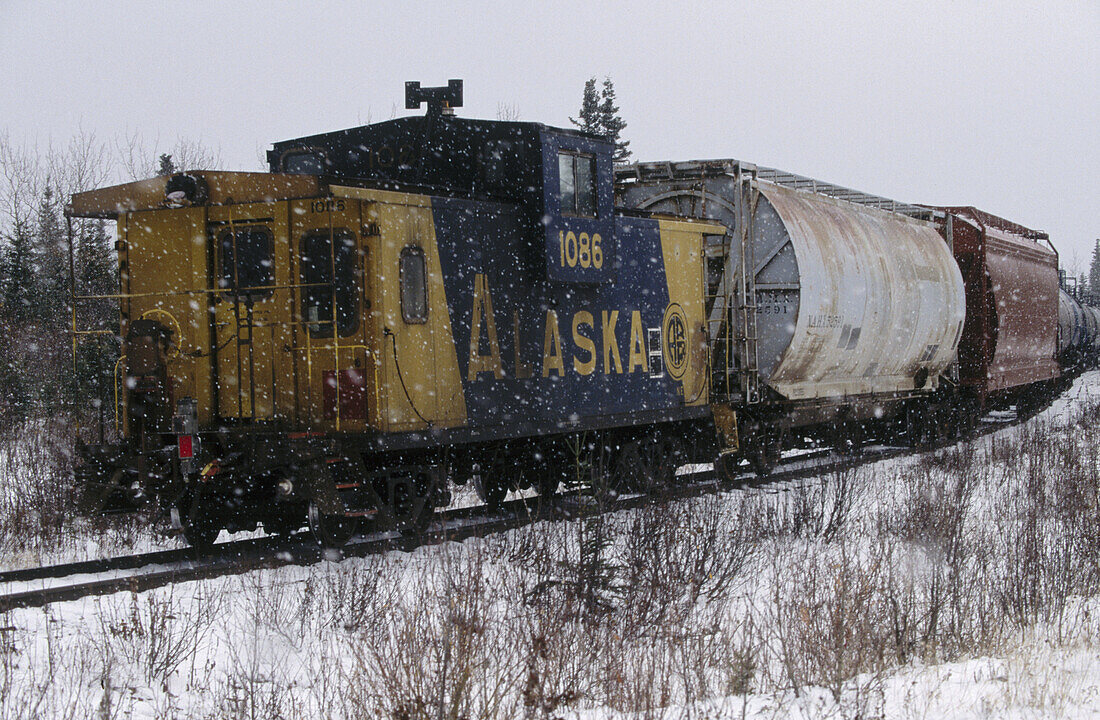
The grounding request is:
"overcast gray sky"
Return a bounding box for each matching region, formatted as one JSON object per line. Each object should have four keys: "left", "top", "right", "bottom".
{"left": 2, "top": 0, "right": 1096, "bottom": 269}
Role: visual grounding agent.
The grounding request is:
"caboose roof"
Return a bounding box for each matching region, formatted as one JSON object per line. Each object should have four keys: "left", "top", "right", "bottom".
{"left": 67, "top": 171, "right": 324, "bottom": 219}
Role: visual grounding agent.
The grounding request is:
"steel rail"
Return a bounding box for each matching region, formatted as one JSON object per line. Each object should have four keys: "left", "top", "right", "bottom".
{"left": 0, "top": 410, "right": 1027, "bottom": 612}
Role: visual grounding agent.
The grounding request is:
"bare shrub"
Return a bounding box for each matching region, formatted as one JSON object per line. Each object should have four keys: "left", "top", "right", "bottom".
{"left": 775, "top": 466, "right": 862, "bottom": 541}
{"left": 618, "top": 495, "right": 752, "bottom": 630}
{"left": 310, "top": 558, "right": 404, "bottom": 634}
{"left": 770, "top": 538, "right": 890, "bottom": 712}
{"left": 344, "top": 545, "right": 524, "bottom": 720}
{"left": 0, "top": 416, "right": 77, "bottom": 556}
{"left": 98, "top": 583, "right": 223, "bottom": 687}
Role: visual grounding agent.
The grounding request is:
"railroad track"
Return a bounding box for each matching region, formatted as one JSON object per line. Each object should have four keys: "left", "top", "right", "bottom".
{"left": 0, "top": 409, "right": 1023, "bottom": 612}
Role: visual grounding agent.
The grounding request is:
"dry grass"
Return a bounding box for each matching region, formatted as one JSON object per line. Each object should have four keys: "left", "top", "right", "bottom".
{"left": 1, "top": 395, "right": 1099, "bottom": 718}
{"left": 0, "top": 415, "right": 168, "bottom": 570}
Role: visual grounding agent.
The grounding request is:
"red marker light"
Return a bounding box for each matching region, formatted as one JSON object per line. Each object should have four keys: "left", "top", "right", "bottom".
{"left": 178, "top": 434, "right": 194, "bottom": 459}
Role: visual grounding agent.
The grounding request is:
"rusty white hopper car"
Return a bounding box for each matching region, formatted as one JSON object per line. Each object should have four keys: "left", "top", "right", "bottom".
{"left": 616, "top": 160, "right": 966, "bottom": 470}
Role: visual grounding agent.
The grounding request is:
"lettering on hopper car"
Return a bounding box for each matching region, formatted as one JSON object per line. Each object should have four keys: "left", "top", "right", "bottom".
{"left": 807, "top": 313, "right": 844, "bottom": 329}
{"left": 465, "top": 275, "right": 663, "bottom": 381}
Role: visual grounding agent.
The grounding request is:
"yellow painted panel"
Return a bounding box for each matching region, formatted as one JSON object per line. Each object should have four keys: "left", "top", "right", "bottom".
{"left": 121, "top": 207, "right": 214, "bottom": 424}
{"left": 369, "top": 193, "right": 467, "bottom": 431}
{"left": 71, "top": 172, "right": 321, "bottom": 219}
{"left": 658, "top": 220, "right": 709, "bottom": 405}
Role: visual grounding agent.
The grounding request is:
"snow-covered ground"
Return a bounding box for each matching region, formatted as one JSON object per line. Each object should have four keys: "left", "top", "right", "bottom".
{"left": 3, "top": 372, "right": 1100, "bottom": 719}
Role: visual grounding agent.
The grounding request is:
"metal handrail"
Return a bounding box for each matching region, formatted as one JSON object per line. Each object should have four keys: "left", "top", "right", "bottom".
{"left": 113, "top": 355, "right": 127, "bottom": 435}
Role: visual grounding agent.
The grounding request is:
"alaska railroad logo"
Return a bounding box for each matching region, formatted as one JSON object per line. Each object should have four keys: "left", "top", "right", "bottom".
{"left": 662, "top": 303, "right": 689, "bottom": 379}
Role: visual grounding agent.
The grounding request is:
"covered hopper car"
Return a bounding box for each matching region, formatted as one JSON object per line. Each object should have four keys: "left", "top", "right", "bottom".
{"left": 614, "top": 161, "right": 1070, "bottom": 460}
{"left": 938, "top": 206, "right": 1060, "bottom": 404}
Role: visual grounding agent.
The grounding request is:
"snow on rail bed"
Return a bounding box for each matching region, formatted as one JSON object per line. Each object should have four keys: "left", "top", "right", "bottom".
{"left": 1, "top": 372, "right": 1100, "bottom": 718}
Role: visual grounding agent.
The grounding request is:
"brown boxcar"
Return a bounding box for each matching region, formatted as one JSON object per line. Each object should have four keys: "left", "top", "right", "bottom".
{"left": 942, "top": 207, "right": 1060, "bottom": 401}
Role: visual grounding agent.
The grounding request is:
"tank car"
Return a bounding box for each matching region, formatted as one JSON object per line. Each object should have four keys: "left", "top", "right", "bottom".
{"left": 67, "top": 82, "right": 725, "bottom": 547}
{"left": 1058, "top": 288, "right": 1090, "bottom": 370}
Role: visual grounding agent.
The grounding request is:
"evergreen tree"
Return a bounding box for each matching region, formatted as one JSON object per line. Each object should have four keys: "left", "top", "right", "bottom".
{"left": 1090, "top": 240, "right": 1100, "bottom": 305}
{"left": 0, "top": 327, "right": 30, "bottom": 426}
{"left": 33, "top": 185, "right": 68, "bottom": 324}
{"left": 598, "top": 77, "right": 631, "bottom": 163}
{"left": 570, "top": 78, "right": 601, "bottom": 135}
{"left": 74, "top": 219, "right": 118, "bottom": 413}
{"left": 570, "top": 77, "right": 632, "bottom": 163}
{"left": 76, "top": 219, "right": 115, "bottom": 303}
{"left": 1, "top": 220, "right": 35, "bottom": 324}
{"left": 157, "top": 153, "right": 177, "bottom": 176}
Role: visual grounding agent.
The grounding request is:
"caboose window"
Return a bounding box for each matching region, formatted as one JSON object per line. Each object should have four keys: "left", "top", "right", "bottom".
{"left": 283, "top": 150, "right": 325, "bottom": 174}
{"left": 479, "top": 140, "right": 516, "bottom": 193}
{"left": 558, "top": 151, "right": 596, "bottom": 217}
{"left": 400, "top": 246, "right": 428, "bottom": 323}
{"left": 217, "top": 225, "right": 274, "bottom": 297}
{"left": 300, "top": 228, "right": 360, "bottom": 338}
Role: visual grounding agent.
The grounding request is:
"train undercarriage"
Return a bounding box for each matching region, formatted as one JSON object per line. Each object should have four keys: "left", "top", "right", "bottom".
{"left": 74, "top": 369, "right": 1067, "bottom": 551}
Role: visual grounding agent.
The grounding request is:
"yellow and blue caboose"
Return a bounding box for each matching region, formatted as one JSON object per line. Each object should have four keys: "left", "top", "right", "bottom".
{"left": 69, "top": 82, "right": 724, "bottom": 546}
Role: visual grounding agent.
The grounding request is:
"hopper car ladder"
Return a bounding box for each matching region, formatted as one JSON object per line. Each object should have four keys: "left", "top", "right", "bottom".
{"left": 702, "top": 212, "right": 734, "bottom": 399}
{"left": 734, "top": 167, "right": 762, "bottom": 404}
{"left": 697, "top": 166, "right": 762, "bottom": 405}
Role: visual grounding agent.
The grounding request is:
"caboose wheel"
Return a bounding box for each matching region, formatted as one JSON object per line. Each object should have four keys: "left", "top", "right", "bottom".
{"left": 393, "top": 474, "right": 433, "bottom": 536}
{"left": 473, "top": 473, "right": 507, "bottom": 508}
{"left": 616, "top": 435, "right": 681, "bottom": 493}
{"left": 714, "top": 452, "right": 745, "bottom": 483}
{"left": 308, "top": 501, "right": 358, "bottom": 548}
{"left": 747, "top": 447, "right": 774, "bottom": 478}
{"left": 536, "top": 474, "right": 560, "bottom": 498}
{"left": 263, "top": 507, "right": 303, "bottom": 537}
{"left": 172, "top": 503, "right": 220, "bottom": 550}
{"left": 182, "top": 517, "right": 220, "bottom": 550}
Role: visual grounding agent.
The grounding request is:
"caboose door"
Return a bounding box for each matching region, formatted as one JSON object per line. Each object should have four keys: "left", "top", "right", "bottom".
{"left": 207, "top": 205, "right": 288, "bottom": 421}
{"left": 290, "top": 198, "right": 371, "bottom": 430}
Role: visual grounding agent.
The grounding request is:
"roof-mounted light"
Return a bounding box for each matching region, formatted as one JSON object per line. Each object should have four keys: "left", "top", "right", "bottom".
{"left": 164, "top": 173, "right": 208, "bottom": 208}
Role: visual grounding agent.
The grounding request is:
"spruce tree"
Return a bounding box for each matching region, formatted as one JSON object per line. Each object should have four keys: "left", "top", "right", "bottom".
{"left": 157, "top": 153, "right": 177, "bottom": 176}
{"left": 570, "top": 78, "right": 601, "bottom": 135}
{"left": 1, "top": 220, "right": 35, "bottom": 324}
{"left": 598, "top": 77, "right": 631, "bottom": 163}
{"left": 74, "top": 219, "right": 118, "bottom": 412}
{"left": 570, "top": 77, "right": 632, "bottom": 163}
{"left": 34, "top": 185, "right": 68, "bottom": 325}
{"left": 76, "top": 220, "right": 113, "bottom": 294}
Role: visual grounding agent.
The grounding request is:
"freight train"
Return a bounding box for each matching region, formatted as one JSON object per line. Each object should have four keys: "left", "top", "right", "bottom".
{"left": 66, "top": 81, "right": 1093, "bottom": 548}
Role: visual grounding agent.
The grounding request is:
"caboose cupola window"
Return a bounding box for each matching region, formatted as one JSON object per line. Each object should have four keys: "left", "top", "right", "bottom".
{"left": 300, "top": 228, "right": 360, "bottom": 337}
{"left": 216, "top": 225, "right": 274, "bottom": 297}
{"left": 283, "top": 150, "right": 326, "bottom": 174}
{"left": 558, "top": 151, "right": 596, "bottom": 217}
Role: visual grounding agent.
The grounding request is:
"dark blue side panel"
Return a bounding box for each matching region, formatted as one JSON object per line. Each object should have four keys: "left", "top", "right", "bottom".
{"left": 432, "top": 197, "right": 687, "bottom": 436}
